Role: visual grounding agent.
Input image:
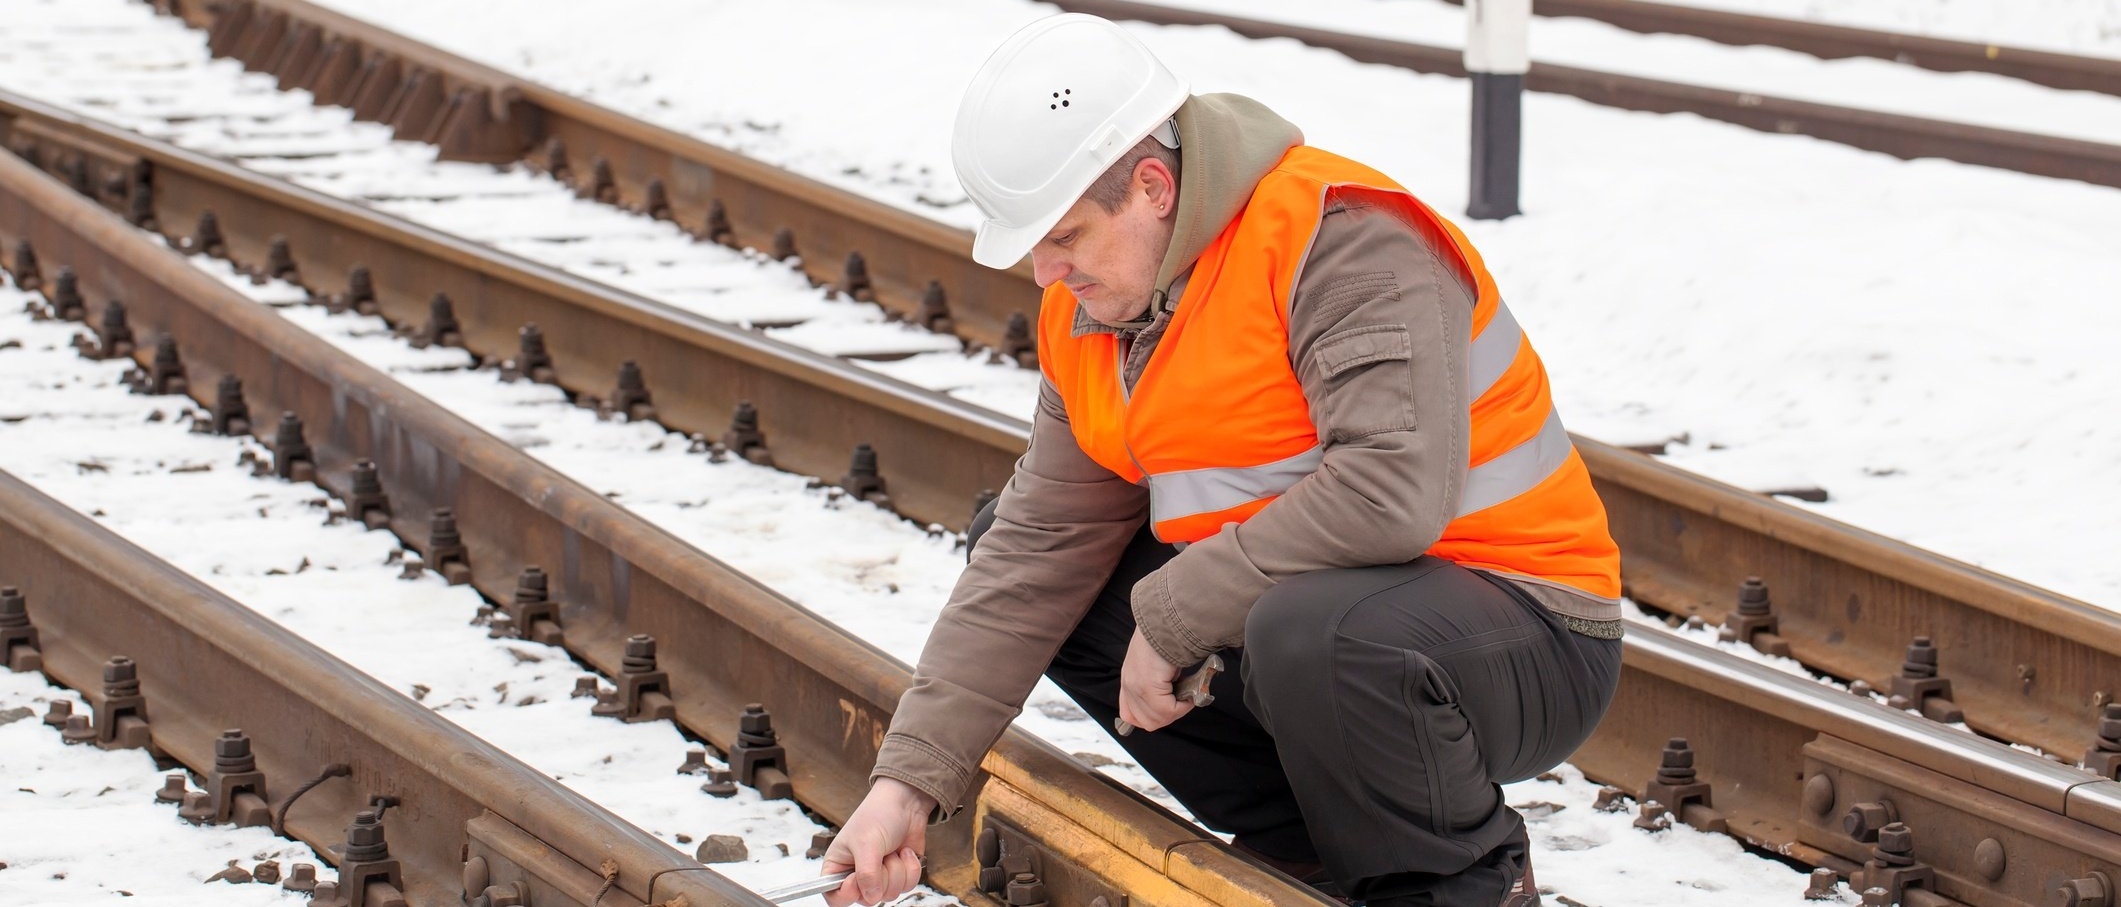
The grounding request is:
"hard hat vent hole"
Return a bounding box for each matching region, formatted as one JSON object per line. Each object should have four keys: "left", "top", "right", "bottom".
{"left": 1050, "top": 89, "right": 1073, "bottom": 111}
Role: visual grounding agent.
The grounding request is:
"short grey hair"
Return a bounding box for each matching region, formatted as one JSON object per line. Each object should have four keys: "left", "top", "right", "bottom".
{"left": 1081, "top": 135, "right": 1181, "bottom": 214}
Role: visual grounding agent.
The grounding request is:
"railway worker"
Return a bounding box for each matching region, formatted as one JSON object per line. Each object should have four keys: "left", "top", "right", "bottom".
{"left": 823, "top": 13, "right": 1622, "bottom": 907}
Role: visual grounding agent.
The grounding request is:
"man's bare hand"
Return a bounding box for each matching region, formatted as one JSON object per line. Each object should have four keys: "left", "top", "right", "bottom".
{"left": 822, "top": 777, "right": 933, "bottom": 906}
{"left": 1118, "top": 628, "right": 1190, "bottom": 733}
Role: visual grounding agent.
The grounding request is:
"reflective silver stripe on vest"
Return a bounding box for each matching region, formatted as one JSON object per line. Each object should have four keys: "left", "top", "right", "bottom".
{"left": 1458, "top": 409, "right": 1572, "bottom": 516}
{"left": 1469, "top": 300, "right": 1524, "bottom": 401}
{"left": 1148, "top": 445, "right": 1326, "bottom": 523}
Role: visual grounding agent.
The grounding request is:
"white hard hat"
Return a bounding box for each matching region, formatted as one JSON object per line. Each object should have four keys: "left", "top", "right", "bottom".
{"left": 953, "top": 14, "right": 1189, "bottom": 269}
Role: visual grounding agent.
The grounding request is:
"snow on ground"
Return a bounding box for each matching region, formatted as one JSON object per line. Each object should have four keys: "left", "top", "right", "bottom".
{"left": 285, "top": 0, "right": 2121, "bottom": 605}
{"left": 1149, "top": 0, "right": 2121, "bottom": 144}
{"left": 1653, "top": 0, "right": 2121, "bottom": 60}
{"left": 0, "top": 284, "right": 891, "bottom": 905}
{"left": 0, "top": 255, "right": 1857, "bottom": 905}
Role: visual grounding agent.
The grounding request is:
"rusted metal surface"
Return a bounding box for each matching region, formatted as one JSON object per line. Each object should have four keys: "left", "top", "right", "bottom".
{"left": 169, "top": 0, "right": 1046, "bottom": 356}
{"left": 1576, "top": 627, "right": 2121, "bottom": 907}
{"left": 0, "top": 88, "right": 1023, "bottom": 533}
{"left": 1050, "top": 0, "right": 2121, "bottom": 190}
{"left": 0, "top": 103, "right": 1320, "bottom": 907}
{"left": 0, "top": 468, "right": 760, "bottom": 907}
{"left": 1580, "top": 437, "right": 2121, "bottom": 762}
{"left": 1436, "top": 0, "right": 2121, "bottom": 96}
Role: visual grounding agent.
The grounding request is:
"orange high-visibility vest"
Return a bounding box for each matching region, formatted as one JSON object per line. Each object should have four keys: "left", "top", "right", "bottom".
{"left": 1039, "top": 147, "right": 1621, "bottom": 600}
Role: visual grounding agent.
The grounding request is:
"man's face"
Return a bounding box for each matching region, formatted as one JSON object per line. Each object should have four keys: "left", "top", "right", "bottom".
{"left": 1029, "top": 159, "right": 1177, "bottom": 326}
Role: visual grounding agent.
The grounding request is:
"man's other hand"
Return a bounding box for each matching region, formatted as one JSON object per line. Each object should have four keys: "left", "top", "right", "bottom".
{"left": 1118, "top": 628, "right": 1190, "bottom": 732}
{"left": 822, "top": 777, "right": 933, "bottom": 906}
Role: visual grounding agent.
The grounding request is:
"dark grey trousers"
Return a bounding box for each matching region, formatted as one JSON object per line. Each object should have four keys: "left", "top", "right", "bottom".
{"left": 969, "top": 507, "right": 1622, "bottom": 906}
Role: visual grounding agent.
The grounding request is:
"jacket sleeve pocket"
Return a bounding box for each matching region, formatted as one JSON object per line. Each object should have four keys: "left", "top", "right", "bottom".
{"left": 1308, "top": 323, "right": 1417, "bottom": 443}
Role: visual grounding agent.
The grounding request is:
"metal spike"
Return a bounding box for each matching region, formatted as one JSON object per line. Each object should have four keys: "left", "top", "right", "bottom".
{"left": 705, "top": 200, "right": 736, "bottom": 247}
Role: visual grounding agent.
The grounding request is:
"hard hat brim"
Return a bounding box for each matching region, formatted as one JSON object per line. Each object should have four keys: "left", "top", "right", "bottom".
{"left": 970, "top": 200, "right": 1073, "bottom": 270}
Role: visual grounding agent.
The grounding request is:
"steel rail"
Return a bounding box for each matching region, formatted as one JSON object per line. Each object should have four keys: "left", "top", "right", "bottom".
{"left": 1436, "top": 0, "right": 2121, "bottom": 96}
{"left": 0, "top": 466, "right": 764, "bottom": 907}
{"left": 1048, "top": 0, "right": 2121, "bottom": 190}
{"left": 6, "top": 68, "right": 2114, "bottom": 768}
{"left": 0, "top": 104, "right": 1318, "bottom": 907}
{"left": 159, "top": 0, "right": 1044, "bottom": 361}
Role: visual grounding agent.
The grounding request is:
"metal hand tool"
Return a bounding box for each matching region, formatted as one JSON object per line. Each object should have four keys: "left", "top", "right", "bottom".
{"left": 757, "top": 871, "right": 853, "bottom": 903}
{"left": 1115, "top": 651, "right": 1225, "bottom": 736}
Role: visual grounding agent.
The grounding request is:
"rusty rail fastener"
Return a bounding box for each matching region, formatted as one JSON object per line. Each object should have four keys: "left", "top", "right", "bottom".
{"left": 610, "top": 360, "right": 656, "bottom": 422}
{"left": 731, "top": 703, "right": 793, "bottom": 800}
{"left": 97, "top": 300, "right": 135, "bottom": 360}
{"left": 497, "top": 566, "right": 562, "bottom": 645}
{"left": 721, "top": 401, "right": 773, "bottom": 466}
{"left": 840, "top": 252, "right": 874, "bottom": 301}
{"left": 1843, "top": 798, "right": 1899, "bottom": 844}
{"left": 916, "top": 281, "right": 954, "bottom": 334}
{"left": 1802, "top": 868, "right": 1840, "bottom": 900}
{"left": 976, "top": 826, "right": 1007, "bottom": 894}
{"left": 590, "top": 634, "right": 674, "bottom": 724}
{"left": 9, "top": 239, "right": 40, "bottom": 292}
{"left": 189, "top": 210, "right": 227, "bottom": 258}
{"left": 541, "top": 137, "right": 572, "bottom": 183}
{"left": 771, "top": 227, "right": 799, "bottom": 263}
{"left": 271, "top": 412, "right": 315, "bottom": 483}
{"left": 2056, "top": 871, "right": 2115, "bottom": 907}
{"left": 90, "top": 655, "right": 151, "bottom": 750}
{"left": 705, "top": 199, "right": 736, "bottom": 247}
{"left": 1849, "top": 821, "right": 1936, "bottom": 903}
{"left": 334, "top": 265, "right": 376, "bottom": 316}
{"left": 642, "top": 178, "right": 671, "bottom": 221}
{"left": 1000, "top": 311, "right": 1037, "bottom": 368}
{"left": 51, "top": 266, "right": 85, "bottom": 321}
{"left": 211, "top": 374, "right": 251, "bottom": 436}
{"left": 193, "top": 728, "right": 269, "bottom": 826}
{"left": 2086, "top": 703, "right": 2121, "bottom": 780}
{"left": 1887, "top": 636, "right": 1965, "bottom": 724}
{"left": 347, "top": 460, "right": 392, "bottom": 530}
{"left": 416, "top": 292, "right": 462, "bottom": 349}
{"left": 807, "top": 829, "right": 837, "bottom": 860}
{"left": 330, "top": 809, "right": 406, "bottom": 907}
{"left": 126, "top": 176, "right": 157, "bottom": 230}
{"left": 0, "top": 585, "right": 42, "bottom": 672}
{"left": 1717, "top": 576, "right": 1791, "bottom": 658}
{"left": 1645, "top": 737, "right": 1726, "bottom": 833}
{"left": 258, "top": 235, "right": 299, "bottom": 286}
{"left": 1006, "top": 871, "right": 1049, "bottom": 907}
{"left": 508, "top": 323, "right": 555, "bottom": 384}
{"left": 839, "top": 444, "right": 889, "bottom": 507}
{"left": 41, "top": 698, "right": 71, "bottom": 729}
{"left": 589, "top": 158, "right": 617, "bottom": 204}
{"left": 424, "top": 508, "right": 471, "bottom": 585}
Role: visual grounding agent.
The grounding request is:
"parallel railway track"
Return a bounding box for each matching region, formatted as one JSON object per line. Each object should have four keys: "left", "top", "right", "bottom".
{"left": 0, "top": 471, "right": 767, "bottom": 907}
{"left": 2, "top": 4, "right": 2117, "bottom": 905}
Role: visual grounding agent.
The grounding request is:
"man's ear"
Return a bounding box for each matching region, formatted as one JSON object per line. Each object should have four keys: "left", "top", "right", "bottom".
{"left": 1135, "top": 157, "right": 1176, "bottom": 213}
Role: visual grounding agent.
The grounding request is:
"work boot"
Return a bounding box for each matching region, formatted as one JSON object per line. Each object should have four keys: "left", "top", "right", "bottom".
{"left": 1502, "top": 853, "right": 1542, "bottom": 907}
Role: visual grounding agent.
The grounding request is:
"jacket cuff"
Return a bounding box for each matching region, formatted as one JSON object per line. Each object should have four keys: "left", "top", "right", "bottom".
{"left": 1131, "top": 529, "right": 1275, "bottom": 666}
{"left": 871, "top": 733, "right": 976, "bottom": 823}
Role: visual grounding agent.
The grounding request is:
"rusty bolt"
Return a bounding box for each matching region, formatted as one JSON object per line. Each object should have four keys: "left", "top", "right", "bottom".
{"left": 191, "top": 210, "right": 226, "bottom": 257}
{"left": 104, "top": 655, "right": 139, "bottom": 697}
{"left": 2054, "top": 871, "right": 2113, "bottom": 907}
{"left": 1736, "top": 576, "right": 1771, "bottom": 615}
{"left": 1633, "top": 800, "right": 1671, "bottom": 832}
{"left": 342, "top": 809, "right": 390, "bottom": 862}
{"left": 699, "top": 768, "right": 738, "bottom": 798}
{"left": 590, "top": 158, "right": 617, "bottom": 204}
{"left": 2097, "top": 703, "right": 2121, "bottom": 752}
{"left": 643, "top": 178, "right": 671, "bottom": 220}
{"left": 1006, "top": 871, "right": 1048, "bottom": 907}
{"left": 177, "top": 790, "right": 212, "bottom": 824}
{"left": 1591, "top": 786, "right": 1630, "bottom": 813}
{"left": 312, "top": 881, "right": 340, "bottom": 902}
{"left": 1803, "top": 773, "right": 1835, "bottom": 817}
{"left": 262, "top": 235, "right": 298, "bottom": 283}
{"left": 515, "top": 323, "right": 554, "bottom": 381}
{"left": 722, "top": 401, "right": 770, "bottom": 464}
{"left": 156, "top": 773, "right": 187, "bottom": 804}
{"left": 1974, "top": 837, "right": 2006, "bottom": 882}
{"left": 49, "top": 267, "right": 84, "bottom": 320}
{"left": 739, "top": 703, "right": 777, "bottom": 744}
{"left": 612, "top": 360, "right": 653, "bottom": 416}
{"left": 146, "top": 334, "right": 187, "bottom": 395}
{"left": 423, "top": 292, "right": 462, "bottom": 347}
{"left": 10, "top": 239, "right": 39, "bottom": 291}
{"left": 0, "top": 586, "right": 26, "bottom": 628}
{"left": 1860, "top": 887, "right": 1891, "bottom": 907}
{"left": 1658, "top": 737, "right": 1698, "bottom": 786}
{"left": 61, "top": 713, "right": 96, "bottom": 745}
{"left": 214, "top": 729, "right": 255, "bottom": 773}
{"left": 590, "top": 687, "right": 625, "bottom": 719}
{"left": 282, "top": 863, "right": 318, "bottom": 893}
{"left": 677, "top": 748, "right": 710, "bottom": 775}
{"left": 342, "top": 265, "right": 375, "bottom": 314}
{"left": 42, "top": 699, "right": 72, "bottom": 729}
{"left": 1872, "top": 822, "right": 1916, "bottom": 867}
{"left": 99, "top": 301, "right": 134, "bottom": 358}
{"left": 213, "top": 374, "right": 250, "bottom": 436}
{"left": 841, "top": 251, "right": 872, "bottom": 300}
{"left": 349, "top": 459, "right": 390, "bottom": 528}
{"left": 571, "top": 675, "right": 599, "bottom": 699}
{"left": 1803, "top": 868, "right": 1840, "bottom": 901}
{"left": 127, "top": 179, "right": 157, "bottom": 229}
{"left": 543, "top": 137, "right": 572, "bottom": 181}
{"left": 272, "top": 412, "right": 313, "bottom": 481}
{"left": 916, "top": 280, "right": 953, "bottom": 333}
{"left": 1850, "top": 679, "right": 1875, "bottom": 698}
{"left": 623, "top": 634, "right": 658, "bottom": 674}
{"left": 770, "top": 227, "right": 798, "bottom": 262}
{"left": 1002, "top": 311, "right": 1036, "bottom": 366}
{"left": 1843, "top": 800, "right": 1899, "bottom": 843}
{"left": 705, "top": 199, "right": 735, "bottom": 246}
{"left": 1901, "top": 636, "right": 1940, "bottom": 680}
{"left": 839, "top": 444, "right": 887, "bottom": 503}
{"left": 807, "top": 830, "right": 836, "bottom": 860}
{"left": 515, "top": 566, "right": 549, "bottom": 605}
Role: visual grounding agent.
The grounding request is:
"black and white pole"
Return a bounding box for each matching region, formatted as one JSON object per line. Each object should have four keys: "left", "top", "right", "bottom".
{"left": 1466, "top": 0, "right": 1531, "bottom": 220}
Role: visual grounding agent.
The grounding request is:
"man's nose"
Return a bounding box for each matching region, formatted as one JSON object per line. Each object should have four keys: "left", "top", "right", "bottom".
{"left": 1030, "top": 251, "right": 1069, "bottom": 289}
